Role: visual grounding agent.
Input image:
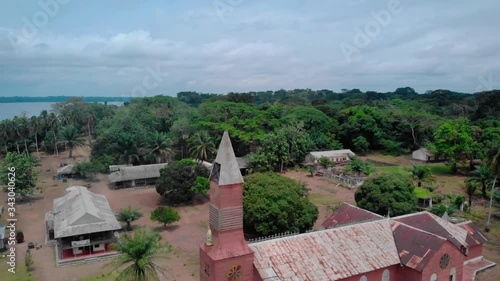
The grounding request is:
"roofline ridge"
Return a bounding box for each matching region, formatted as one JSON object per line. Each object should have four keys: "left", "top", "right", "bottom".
{"left": 339, "top": 202, "right": 385, "bottom": 218}
{"left": 455, "top": 220, "right": 474, "bottom": 226}
{"left": 390, "top": 219, "right": 448, "bottom": 241}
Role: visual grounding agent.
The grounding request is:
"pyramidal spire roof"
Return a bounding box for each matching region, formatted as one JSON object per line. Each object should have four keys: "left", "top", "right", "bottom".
{"left": 210, "top": 131, "right": 244, "bottom": 186}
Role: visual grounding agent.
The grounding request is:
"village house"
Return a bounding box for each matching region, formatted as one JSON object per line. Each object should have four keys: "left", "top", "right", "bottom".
{"left": 45, "top": 186, "right": 121, "bottom": 265}
{"left": 199, "top": 132, "right": 495, "bottom": 281}
{"left": 56, "top": 163, "right": 78, "bottom": 178}
{"left": 305, "top": 149, "right": 356, "bottom": 165}
{"left": 412, "top": 148, "right": 445, "bottom": 162}
{"left": 108, "top": 163, "right": 167, "bottom": 188}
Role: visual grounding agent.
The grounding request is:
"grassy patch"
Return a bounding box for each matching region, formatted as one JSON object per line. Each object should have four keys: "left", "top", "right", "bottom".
{"left": 316, "top": 185, "right": 337, "bottom": 194}
{"left": 308, "top": 193, "right": 337, "bottom": 205}
{"left": 0, "top": 256, "right": 35, "bottom": 281}
{"left": 414, "top": 187, "right": 435, "bottom": 198}
{"left": 373, "top": 165, "right": 410, "bottom": 175}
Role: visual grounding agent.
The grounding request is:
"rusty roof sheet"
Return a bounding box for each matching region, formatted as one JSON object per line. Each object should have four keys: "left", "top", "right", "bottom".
{"left": 250, "top": 220, "right": 400, "bottom": 281}
{"left": 391, "top": 221, "right": 447, "bottom": 272}
{"left": 322, "top": 203, "right": 384, "bottom": 229}
{"left": 394, "top": 212, "right": 468, "bottom": 249}
{"left": 457, "top": 221, "right": 488, "bottom": 246}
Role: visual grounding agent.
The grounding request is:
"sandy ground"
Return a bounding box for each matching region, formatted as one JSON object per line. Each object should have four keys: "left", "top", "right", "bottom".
{"left": 0, "top": 147, "right": 497, "bottom": 280}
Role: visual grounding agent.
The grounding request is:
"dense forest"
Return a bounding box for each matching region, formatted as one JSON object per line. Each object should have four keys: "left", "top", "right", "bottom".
{"left": 0, "top": 96, "right": 131, "bottom": 103}
{"left": 1, "top": 88, "right": 499, "bottom": 175}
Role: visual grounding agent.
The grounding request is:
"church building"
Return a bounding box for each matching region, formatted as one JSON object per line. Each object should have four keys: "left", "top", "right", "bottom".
{"left": 200, "top": 132, "right": 495, "bottom": 281}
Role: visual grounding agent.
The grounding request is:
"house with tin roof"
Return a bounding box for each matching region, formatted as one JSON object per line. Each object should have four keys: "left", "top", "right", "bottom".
{"left": 45, "top": 186, "right": 121, "bottom": 265}
{"left": 198, "top": 132, "right": 495, "bottom": 281}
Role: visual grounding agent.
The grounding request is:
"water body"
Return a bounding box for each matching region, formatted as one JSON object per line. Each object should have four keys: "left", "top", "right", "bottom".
{"left": 0, "top": 102, "right": 123, "bottom": 121}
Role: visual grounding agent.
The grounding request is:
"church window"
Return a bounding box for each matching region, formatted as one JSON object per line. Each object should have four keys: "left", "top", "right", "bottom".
{"left": 227, "top": 264, "right": 242, "bottom": 281}
{"left": 382, "top": 269, "right": 390, "bottom": 281}
{"left": 360, "top": 276, "right": 367, "bottom": 281}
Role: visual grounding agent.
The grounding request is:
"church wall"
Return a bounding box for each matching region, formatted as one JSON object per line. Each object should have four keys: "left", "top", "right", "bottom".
{"left": 421, "top": 242, "right": 464, "bottom": 281}
{"left": 466, "top": 245, "right": 483, "bottom": 261}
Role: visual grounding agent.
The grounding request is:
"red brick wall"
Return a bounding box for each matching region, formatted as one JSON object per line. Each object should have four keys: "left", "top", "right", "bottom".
{"left": 421, "top": 241, "right": 464, "bottom": 281}
{"left": 466, "top": 245, "right": 483, "bottom": 261}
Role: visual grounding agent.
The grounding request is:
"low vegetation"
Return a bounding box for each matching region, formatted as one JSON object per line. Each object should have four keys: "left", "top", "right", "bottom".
{"left": 150, "top": 207, "right": 181, "bottom": 227}
{"left": 116, "top": 206, "right": 143, "bottom": 231}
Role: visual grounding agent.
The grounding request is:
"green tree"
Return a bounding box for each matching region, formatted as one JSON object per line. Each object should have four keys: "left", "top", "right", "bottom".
{"left": 410, "top": 165, "right": 435, "bottom": 187}
{"left": 353, "top": 136, "right": 369, "bottom": 154}
{"left": 430, "top": 118, "right": 478, "bottom": 174}
{"left": 344, "top": 156, "right": 374, "bottom": 175}
{"left": 29, "top": 116, "right": 42, "bottom": 159}
{"left": 58, "top": 126, "right": 85, "bottom": 159}
{"left": 150, "top": 207, "right": 181, "bottom": 227}
{"left": 188, "top": 131, "right": 216, "bottom": 161}
{"left": 1, "top": 152, "right": 39, "bottom": 197}
{"left": 355, "top": 173, "right": 417, "bottom": 216}
{"left": 117, "top": 206, "right": 143, "bottom": 231}
{"left": 155, "top": 159, "right": 208, "bottom": 204}
{"left": 146, "top": 131, "right": 174, "bottom": 164}
{"left": 110, "top": 229, "right": 171, "bottom": 281}
{"left": 485, "top": 147, "right": 500, "bottom": 230}
{"left": 319, "top": 157, "right": 332, "bottom": 168}
{"left": 468, "top": 164, "right": 493, "bottom": 198}
{"left": 191, "top": 176, "right": 210, "bottom": 194}
{"left": 243, "top": 173, "right": 318, "bottom": 236}
{"left": 75, "top": 160, "right": 105, "bottom": 180}
{"left": 462, "top": 180, "right": 477, "bottom": 208}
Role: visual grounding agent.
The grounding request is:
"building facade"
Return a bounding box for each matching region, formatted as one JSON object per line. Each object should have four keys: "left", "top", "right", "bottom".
{"left": 45, "top": 186, "right": 121, "bottom": 265}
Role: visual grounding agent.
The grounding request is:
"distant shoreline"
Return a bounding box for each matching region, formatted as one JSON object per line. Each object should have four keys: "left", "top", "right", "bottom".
{"left": 0, "top": 96, "right": 133, "bottom": 103}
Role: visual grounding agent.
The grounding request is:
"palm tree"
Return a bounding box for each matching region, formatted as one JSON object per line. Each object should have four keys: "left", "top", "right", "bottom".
{"left": 16, "top": 116, "right": 31, "bottom": 155}
{"left": 46, "top": 113, "right": 59, "bottom": 155}
{"left": 410, "top": 165, "right": 435, "bottom": 187}
{"left": 29, "top": 116, "right": 42, "bottom": 159}
{"left": 116, "top": 133, "right": 141, "bottom": 165}
{"left": 463, "top": 179, "right": 478, "bottom": 208}
{"left": 188, "top": 131, "right": 216, "bottom": 162}
{"left": 0, "top": 120, "right": 10, "bottom": 153}
{"left": 146, "top": 131, "right": 174, "bottom": 164}
{"left": 109, "top": 229, "right": 171, "bottom": 281}
{"left": 468, "top": 164, "right": 493, "bottom": 199}
{"left": 485, "top": 147, "right": 500, "bottom": 231}
{"left": 58, "top": 126, "right": 85, "bottom": 159}
{"left": 85, "top": 110, "right": 97, "bottom": 139}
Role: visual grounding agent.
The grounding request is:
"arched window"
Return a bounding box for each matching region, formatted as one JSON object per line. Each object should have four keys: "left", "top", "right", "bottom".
{"left": 430, "top": 273, "right": 437, "bottom": 281}
{"left": 360, "top": 276, "right": 368, "bottom": 281}
{"left": 450, "top": 267, "right": 456, "bottom": 281}
{"left": 382, "top": 269, "right": 390, "bottom": 281}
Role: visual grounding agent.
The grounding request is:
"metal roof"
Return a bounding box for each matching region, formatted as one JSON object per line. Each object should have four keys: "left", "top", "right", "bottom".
{"left": 391, "top": 221, "right": 447, "bottom": 272}
{"left": 57, "top": 164, "right": 76, "bottom": 175}
{"left": 309, "top": 149, "right": 355, "bottom": 159}
{"left": 51, "top": 186, "right": 121, "bottom": 238}
{"left": 0, "top": 223, "right": 5, "bottom": 240}
{"left": 108, "top": 163, "right": 167, "bottom": 183}
{"left": 250, "top": 220, "right": 401, "bottom": 281}
{"left": 457, "top": 221, "right": 488, "bottom": 246}
{"left": 322, "top": 203, "right": 384, "bottom": 229}
{"left": 394, "top": 212, "right": 468, "bottom": 249}
{"left": 211, "top": 131, "right": 244, "bottom": 186}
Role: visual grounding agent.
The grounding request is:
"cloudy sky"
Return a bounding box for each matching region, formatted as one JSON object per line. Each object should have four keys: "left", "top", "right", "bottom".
{"left": 0, "top": 0, "right": 499, "bottom": 97}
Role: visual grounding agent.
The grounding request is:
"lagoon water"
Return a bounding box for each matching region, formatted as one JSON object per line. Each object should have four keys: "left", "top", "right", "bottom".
{"left": 0, "top": 102, "right": 124, "bottom": 121}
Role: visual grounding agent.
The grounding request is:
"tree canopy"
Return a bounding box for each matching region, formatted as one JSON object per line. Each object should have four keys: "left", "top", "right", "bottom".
{"left": 355, "top": 173, "right": 417, "bottom": 216}
{"left": 1, "top": 152, "right": 39, "bottom": 197}
{"left": 243, "top": 173, "right": 318, "bottom": 236}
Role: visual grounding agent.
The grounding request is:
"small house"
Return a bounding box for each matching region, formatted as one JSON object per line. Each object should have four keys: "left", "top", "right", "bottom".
{"left": 109, "top": 164, "right": 132, "bottom": 172}
{"left": 305, "top": 149, "right": 355, "bottom": 164}
{"left": 45, "top": 186, "right": 121, "bottom": 265}
{"left": 108, "top": 163, "right": 168, "bottom": 189}
{"left": 57, "top": 164, "right": 78, "bottom": 178}
{"left": 412, "top": 148, "right": 445, "bottom": 162}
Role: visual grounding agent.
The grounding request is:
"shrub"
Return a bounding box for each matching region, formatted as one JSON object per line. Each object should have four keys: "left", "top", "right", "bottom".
{"left": 150, "top": 207, "right": 180, "bottom": 227}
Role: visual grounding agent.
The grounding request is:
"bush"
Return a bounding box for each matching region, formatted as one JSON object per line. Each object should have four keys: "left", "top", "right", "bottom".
{"left": 16, "top": 230, "right": 24, "bottom": 243}
{"left": 319, "top": 157, "right": 332, "bottom": 168}
{"left": 423, "top": 185, "right": 435, "bottom": 192}
{"left": 150, "top": 207, "right": 180, "bottom": 227}
{"left": 116, "top": 206, "right": 143, "bottom": 230}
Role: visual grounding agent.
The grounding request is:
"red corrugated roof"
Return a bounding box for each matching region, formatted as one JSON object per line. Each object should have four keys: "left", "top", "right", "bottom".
{"left": 251, "top": 220, "right": 400, "bottom": 280}
{"left": 394, "top": 212, "right": 468, "bottom": 249}
{"left": 391, "top": 221, "right": 447, "bottom": 272}
{"left": 457, "top": 221, "right": 488, "bottom": 246}
{"left": 322, "top": 203, "right": 384, "bottom": 229}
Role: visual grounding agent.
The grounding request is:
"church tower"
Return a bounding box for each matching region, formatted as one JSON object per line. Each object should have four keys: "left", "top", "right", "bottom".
{"left": 199, "top": 132, "right": 254, "bottom": 281}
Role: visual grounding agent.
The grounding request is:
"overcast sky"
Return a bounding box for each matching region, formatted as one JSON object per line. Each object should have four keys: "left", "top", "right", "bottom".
{"left": 0, "top": 0, "right": 499, "bottom": 97}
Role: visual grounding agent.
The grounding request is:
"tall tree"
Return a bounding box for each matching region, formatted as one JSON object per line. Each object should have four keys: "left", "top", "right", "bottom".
{"left": 485, "top": 147, "right": 500, "bottom": 231}
{"left": 188, "top": 131, "right": 216, "bottom": 162}
{"left": 410, "top": 165, "right": 435, "bottom": 187}
{"left": 468, "top": 164, "right": 493, "bottom": 198}
{"left": 58, "top": 126, "right": 85, "bottom": 159}
{"left": 146, "top": 131, "right": 174, "bottom": 164}
{"left": 0, "top": 152, "right": 39, "bottom": 198}
{"left": 46, "top": 112, "right": 60, "bottom": 154}
{"left": 29, "top": 116, "right": 42, "bottom": 159}
{"left": 110, "top": 229, "right": 171, "bottom": 281}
